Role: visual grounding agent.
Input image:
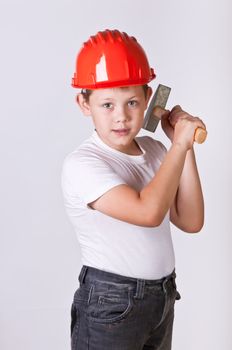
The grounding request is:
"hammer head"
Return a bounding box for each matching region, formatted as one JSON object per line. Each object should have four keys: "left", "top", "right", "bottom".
{"left": 142, "top": 84, "right": 171, "bottom": 132}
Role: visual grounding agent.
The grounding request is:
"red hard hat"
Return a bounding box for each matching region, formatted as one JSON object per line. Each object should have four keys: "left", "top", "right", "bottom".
{"left": 72, "top": 29, "right": 156, "bottom": 89}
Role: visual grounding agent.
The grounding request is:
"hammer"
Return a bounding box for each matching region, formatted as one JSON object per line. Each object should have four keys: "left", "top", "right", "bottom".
{"left": 142, "top": 84, "right": 207, "bottom": 144}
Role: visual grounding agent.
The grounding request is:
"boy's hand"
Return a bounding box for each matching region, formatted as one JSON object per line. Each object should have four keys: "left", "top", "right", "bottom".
{"left": 161, "top": 105, "right": 206, "bottom": 150}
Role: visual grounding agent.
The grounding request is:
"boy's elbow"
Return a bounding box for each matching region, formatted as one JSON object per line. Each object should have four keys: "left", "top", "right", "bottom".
{"left": 183, "top": 219, "right": 204, "bottom": 234}
{"left": 172, "top": 212, "right": 204, "bottom": 233}
{"left": 142, "top": 210, "right": 165, "bottom": 228}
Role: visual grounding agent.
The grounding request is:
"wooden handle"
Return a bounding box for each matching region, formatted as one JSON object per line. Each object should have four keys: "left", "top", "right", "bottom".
{"left": 194, "top": 128, "right": 207, "bottom": 144}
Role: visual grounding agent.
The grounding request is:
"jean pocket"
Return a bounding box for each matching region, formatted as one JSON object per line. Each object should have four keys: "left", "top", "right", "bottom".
{"left": 87, "top": 285, "right": 134, "bottom": 324}
{"left": 73, "top": 284, "right": 93, "bottom": 304}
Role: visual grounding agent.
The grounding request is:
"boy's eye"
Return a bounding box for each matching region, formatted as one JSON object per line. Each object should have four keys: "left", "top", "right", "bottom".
{"left": 102, "top": 103, "right": 113, "bottom": 109}
{"left": 128, "top": 100, "right": 138, "bottom": 107}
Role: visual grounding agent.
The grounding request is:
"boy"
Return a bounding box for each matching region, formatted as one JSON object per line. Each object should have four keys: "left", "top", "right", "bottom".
{"left": 61, "top": 29, "right": 206, "bottom": 350}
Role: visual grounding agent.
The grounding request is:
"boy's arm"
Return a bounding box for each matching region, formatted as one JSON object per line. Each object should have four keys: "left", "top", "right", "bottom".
{"left": 90, "top": 112, "right": 205, "bottom": 228}
{"left": 90, "top": 142, "right": 188, "bottom": 227}
{"left": 170, "top": 148, "right": 204, "bottom": 233}
{"left": 162, "top": 105, "right": 205, "bottom": 233}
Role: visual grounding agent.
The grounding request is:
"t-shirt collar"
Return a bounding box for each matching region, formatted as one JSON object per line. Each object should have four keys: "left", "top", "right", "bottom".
{"left": 91, "top": 129, "right": 146, "bottom": 163}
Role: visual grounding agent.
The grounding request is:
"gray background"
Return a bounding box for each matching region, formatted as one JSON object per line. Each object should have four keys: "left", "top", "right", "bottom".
{"left": 1, "top": 0, "right": 231, "bottom": 349}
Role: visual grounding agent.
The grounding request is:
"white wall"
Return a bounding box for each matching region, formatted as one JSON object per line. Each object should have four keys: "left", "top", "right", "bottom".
{"left": 1, "top": 0, "right": 231, "bottom": 349}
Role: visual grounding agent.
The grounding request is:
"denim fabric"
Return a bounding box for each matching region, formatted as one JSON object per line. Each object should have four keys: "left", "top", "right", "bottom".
{"left": 70, "top": 265, "right": 181, "bottom": 350}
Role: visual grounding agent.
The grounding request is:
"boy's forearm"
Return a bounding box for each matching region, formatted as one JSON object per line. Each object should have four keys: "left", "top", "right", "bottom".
{"left": 139, "top": 143, "right": 188, "bottom": 226}
{"left": 173, "top": 148, "right": 204, "bottom": 230}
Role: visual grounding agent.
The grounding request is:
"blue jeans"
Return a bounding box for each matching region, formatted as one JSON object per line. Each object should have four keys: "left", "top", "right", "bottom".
{"left": 70, "top": 265, "right": 181, "bottom": 350}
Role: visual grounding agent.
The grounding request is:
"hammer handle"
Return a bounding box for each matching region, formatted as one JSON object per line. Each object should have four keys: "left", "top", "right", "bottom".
{"left": 194, "top": 128, "right": 207, "bottom": 144}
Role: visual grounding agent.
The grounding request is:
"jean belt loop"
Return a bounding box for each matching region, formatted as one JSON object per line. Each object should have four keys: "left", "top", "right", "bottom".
{"left": 171, "top": 269, "right": 177, "bottom": 289}
{"left": 134, "top": 279, "right": 145, "bottom": 299}
{"left": 162, "top": 270, "right": 175, "bottom": 293}
{"left": 162, "top": 277, "right": 168, "bottom": 293}
{"left": 78, "top": 265, "right": 88, "bottom": 285}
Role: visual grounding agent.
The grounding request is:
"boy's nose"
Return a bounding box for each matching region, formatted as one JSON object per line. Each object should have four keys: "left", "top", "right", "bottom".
{"left": 114, "top": 107, "right": 129, "bottom": 123}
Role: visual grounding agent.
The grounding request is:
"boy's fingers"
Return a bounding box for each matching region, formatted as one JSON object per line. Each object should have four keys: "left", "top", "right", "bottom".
{"left": 171, "top": 105, "right": 182, "bottom": 113}
{"left": 161, "top": 110, "right": 173, "bottom": 130}
{"left": 195, "top": 117, "right": 206, "bottom": 130}
{"left": 153, "top": 106, "right": 170, "bottom": 119}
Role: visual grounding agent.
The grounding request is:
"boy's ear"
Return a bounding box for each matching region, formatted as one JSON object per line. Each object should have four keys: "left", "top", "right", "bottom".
{"left": 145, "top": 87, "right": 153, "bottom": 108}
{"left": 76, "top": 93, "right": 91, "bottom": 116}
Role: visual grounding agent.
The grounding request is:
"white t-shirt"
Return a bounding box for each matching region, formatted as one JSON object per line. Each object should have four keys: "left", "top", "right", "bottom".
{"left": 61, "top": 130, "right": 175, "bottom": 279}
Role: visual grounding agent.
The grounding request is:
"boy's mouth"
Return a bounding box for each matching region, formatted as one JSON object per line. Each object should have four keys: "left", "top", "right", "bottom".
{"left": 112, "top": 128, "right": 130, "bottom": 136}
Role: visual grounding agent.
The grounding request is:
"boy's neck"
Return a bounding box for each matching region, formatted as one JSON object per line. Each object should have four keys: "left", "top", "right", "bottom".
{"left": 130, "top": 140, "right": 143, "bottom": 156}
{"left": 94, "top": 130, "right": 143, "bottom": 156}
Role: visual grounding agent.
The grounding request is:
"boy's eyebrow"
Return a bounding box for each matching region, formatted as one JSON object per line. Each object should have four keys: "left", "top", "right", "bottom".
{"left": 101, "top": 95, "right": 139, "bottom": 101}
{"left": 128, "top": 95, "right": 138, "bottom": 99}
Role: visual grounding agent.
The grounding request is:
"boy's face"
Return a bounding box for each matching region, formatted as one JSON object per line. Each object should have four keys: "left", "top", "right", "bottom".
{"left": 77, "top": 85, "right": 152, "bottom": 154}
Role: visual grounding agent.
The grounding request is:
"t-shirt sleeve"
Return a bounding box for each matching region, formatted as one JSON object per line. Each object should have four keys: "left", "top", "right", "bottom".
{"left": 61, "top": 152, "right": 126, "bottom": 206}
{"left": 155, "top": 140, "right": 168, "bottom": 159}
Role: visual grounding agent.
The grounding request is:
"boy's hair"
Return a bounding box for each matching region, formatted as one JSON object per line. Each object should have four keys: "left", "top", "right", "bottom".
{"left": 80, "top": 84, "right": 150, "bottom": 103}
